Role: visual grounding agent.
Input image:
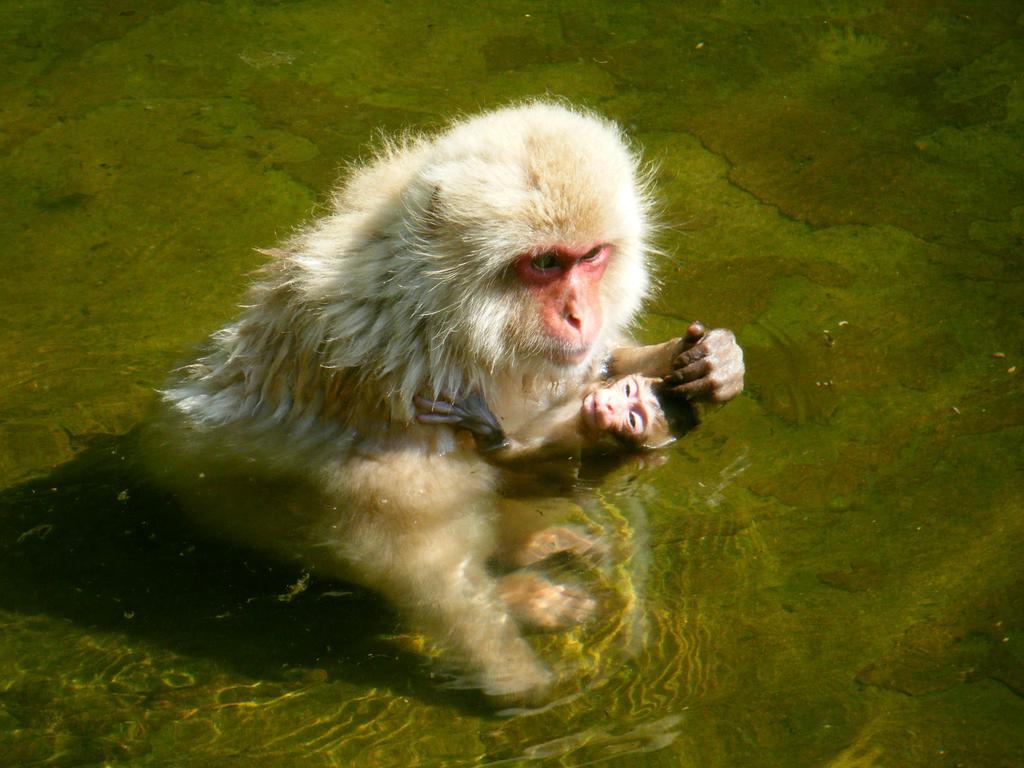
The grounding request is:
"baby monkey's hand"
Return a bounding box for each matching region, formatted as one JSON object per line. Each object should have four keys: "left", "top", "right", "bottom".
{"left": 414, "top": 392, "right": 511, "bottom": 452}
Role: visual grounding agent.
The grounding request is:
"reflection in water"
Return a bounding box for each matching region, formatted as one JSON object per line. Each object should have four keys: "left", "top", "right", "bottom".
{"left": 0, "top": 429, "right": 699, "bottom": 763}
{"left": 485, "top": 714, "right": 684, "bottom": 766}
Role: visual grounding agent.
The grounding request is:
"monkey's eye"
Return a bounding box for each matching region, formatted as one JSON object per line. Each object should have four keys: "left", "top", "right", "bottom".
{"left": 628, "top": 411, "right": 639, "bottom": 431}
{"left": 581, "top": 245, "right": 603, "bottom": 262}
{"left": 530, "top": 252, "right": 559, "bottom": 271}
{"left": 624, "top": 381, "right": 632, "bottom": 397}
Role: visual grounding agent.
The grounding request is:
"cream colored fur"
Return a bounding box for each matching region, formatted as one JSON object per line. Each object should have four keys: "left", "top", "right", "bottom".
{"left": 151, "top": 101, "right": 654, "bottom": 700}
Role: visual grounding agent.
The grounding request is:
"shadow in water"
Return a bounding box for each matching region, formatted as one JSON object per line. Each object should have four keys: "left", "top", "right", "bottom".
{"left": 0, "top": 429, "right": 482, "bottom": 708}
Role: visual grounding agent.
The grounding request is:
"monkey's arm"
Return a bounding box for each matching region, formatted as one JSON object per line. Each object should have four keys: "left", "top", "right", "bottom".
{"left": 609, "top": 321, "right": 745, "bottom": 403}
{"left": 606, "top": 338, "right": 681, "bottom": 378}
{"left": 608, "top": 321, "right": 709, "bottom": 377}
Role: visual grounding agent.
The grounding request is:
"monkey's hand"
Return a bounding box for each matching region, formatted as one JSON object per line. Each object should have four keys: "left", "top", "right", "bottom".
{"left": 663, "top": 321, "right": 745, "bottom": 403}
{"left": 497, "top": 571, "right": 597, "bottom": 632}
{"left": 414, "top": 393, "right": 511, "bottom": 452}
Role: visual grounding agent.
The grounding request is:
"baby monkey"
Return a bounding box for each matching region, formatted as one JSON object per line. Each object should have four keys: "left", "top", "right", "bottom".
{"left": 414, "top": 344, "right": 705, "bottom": 637}
{"left": 415, "top": 372, "right": 695, "bottom": 633}
{"left": 415, "top": 372, "right": 696, "bottom": 463}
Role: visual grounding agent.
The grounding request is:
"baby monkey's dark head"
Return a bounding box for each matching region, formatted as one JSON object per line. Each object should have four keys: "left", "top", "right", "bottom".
{"left": 644, "top": 379, "right": 699, "bottom": 449}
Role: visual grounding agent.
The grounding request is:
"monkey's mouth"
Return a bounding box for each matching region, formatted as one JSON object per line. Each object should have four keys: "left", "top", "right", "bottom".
{"left": 546, "top": 341, "right": 592, "bottom": 367}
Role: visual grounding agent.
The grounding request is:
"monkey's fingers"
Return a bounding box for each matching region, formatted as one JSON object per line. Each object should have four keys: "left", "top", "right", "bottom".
{"left": 461, "top": 393, "right": 505, "bottom": 435}
{"left": 683, "top": 321, "right": 706, "bottom": 344}
{"left": 461, "top": 417, "right": 508, "bottom": 445}
{"left": 416, "top": 412, "right": 461, "bottom": 426}
{"left": 413, "top": 394, "right": 456, "bottom": 416}
{"left": 415, "top": 392, "right": 507, "bottom": 447}
{"left": 478, "top": 434, "right": 512, "bottom": 453}
{"left": 666, "top": 377, "right": 714, "bottom": 400}
{"left": 672, "top": 344, "right": 709, "bottom": 370}
{"left": 665, "top": 358, "right": 713, "bottom": 384}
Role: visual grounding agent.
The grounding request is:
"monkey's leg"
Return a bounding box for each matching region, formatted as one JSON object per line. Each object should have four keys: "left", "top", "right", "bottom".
{"left": 322, "top": 453, "right": 553, "bottom": 703}
{"left": 494, "top": 498, "right": 606, "bottom": 569}
{"left": 497, "top": 571, "right": 597, "bottom": 631}
{"left": 505, "top": 526, "right": 608, "bottom": 568}
{"left": 365, "top": 517, "right": 555, "bottom": 701}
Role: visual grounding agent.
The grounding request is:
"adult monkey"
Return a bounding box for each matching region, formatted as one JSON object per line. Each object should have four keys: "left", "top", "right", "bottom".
{"left": 151, "top": 101, "right": 744, "bottom": 702}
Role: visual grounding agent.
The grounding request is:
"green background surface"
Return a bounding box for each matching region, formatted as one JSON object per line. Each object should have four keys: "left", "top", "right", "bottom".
{"left": 0, "top": 1, "right": 1021, "bottom": 765}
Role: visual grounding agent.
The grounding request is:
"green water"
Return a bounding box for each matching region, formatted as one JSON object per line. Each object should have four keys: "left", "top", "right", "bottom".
{"left": 1, "top": 1, "right": 1022, "bottom": 765}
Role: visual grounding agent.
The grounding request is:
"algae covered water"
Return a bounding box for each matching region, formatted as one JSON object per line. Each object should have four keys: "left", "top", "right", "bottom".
{"left": 1, "top": 1, "right": 1022, "bottom": 765}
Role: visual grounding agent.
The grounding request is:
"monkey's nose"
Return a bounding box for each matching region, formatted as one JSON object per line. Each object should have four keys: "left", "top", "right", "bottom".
{"left": 594, "top": 395, "right": 618, "bottom": 427}
{"left": 561, "top": 291, "right": 589, "bottom": 336}
{"left": 563, "top": 308, "right": 583, "bottom": 334}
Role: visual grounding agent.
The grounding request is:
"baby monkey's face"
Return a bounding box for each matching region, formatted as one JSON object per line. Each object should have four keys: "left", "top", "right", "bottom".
{"left": 580, "top": 375, "right": 669, "bottom": 448}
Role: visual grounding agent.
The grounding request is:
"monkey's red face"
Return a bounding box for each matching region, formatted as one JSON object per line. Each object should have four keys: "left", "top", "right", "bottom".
{"left": 514, "top": 243, "right": 610, "bottom": 366}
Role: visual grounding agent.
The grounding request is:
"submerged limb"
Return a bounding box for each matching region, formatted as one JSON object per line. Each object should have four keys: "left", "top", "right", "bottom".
{"left": 497, "top": 571, "right": 597, "bottom": 631}
{"left": 501, "top": 525, "right": 608, "bottom": 569}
